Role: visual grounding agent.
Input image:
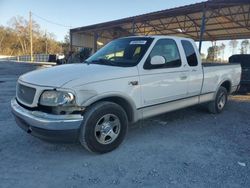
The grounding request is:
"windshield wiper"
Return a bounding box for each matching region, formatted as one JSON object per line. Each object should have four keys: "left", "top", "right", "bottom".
{"left": 90, "top": 58, "right": 116, "bottom": 66}
{"left": 83, "top": 60, "right": 90, "bottom": 65}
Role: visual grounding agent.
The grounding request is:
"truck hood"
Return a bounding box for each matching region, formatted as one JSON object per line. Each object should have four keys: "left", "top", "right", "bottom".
{"left": 19, "top": 63, "right": 138, "bottom": 88}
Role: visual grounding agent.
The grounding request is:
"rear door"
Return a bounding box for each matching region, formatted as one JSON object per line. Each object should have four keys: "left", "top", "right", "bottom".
{"left": 181, "top": 40, "right": 203, "bottom": 97}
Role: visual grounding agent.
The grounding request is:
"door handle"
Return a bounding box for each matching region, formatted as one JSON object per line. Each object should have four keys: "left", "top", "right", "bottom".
{"left": 180, "top": 75, "right": 187, "bottom": 80}
{"left": 191, "top": 69, "right": 197, "bottom": 72}
{"left": 129, "top": 81, "right": 138, "bottom": 86}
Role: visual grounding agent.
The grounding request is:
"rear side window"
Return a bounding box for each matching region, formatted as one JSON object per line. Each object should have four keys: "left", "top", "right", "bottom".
{"left": 181, "top": 40, "right": 198, "bottom": 67}
{"left": 144, "top": 39, "right": 181, "bottom": 69}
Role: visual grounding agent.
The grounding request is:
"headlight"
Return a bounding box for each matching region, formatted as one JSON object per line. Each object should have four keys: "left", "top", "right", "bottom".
{"left": 39, "top": 90, "right": 75, "bottom": 106}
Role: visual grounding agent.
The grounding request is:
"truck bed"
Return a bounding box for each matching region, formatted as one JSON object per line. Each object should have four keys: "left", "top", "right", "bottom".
{"left": 201, "top": 62, "right": 241, "bottom": 95}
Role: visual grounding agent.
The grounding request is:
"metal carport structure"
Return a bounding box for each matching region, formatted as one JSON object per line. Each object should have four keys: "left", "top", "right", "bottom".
{"left": 70, "top": 0, "right": 250, "bottom": 53}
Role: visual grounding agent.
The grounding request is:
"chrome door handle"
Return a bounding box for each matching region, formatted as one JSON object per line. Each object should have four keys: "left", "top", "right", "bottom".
{"left": 192, "top": 69, "right": 197, "bottom": 72}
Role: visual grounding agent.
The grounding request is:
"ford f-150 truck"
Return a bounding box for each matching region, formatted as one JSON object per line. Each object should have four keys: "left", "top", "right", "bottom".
{"left": 11, "top": 36, "right": 241, "bottom": 153}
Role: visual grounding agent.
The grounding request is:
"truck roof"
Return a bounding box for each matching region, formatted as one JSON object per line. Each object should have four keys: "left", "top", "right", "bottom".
{"left": 121, "top": 35, "right": 195, "bottom": 42}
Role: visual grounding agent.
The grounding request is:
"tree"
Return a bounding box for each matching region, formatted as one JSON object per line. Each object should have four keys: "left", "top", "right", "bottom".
{"left": 207, "top": 45, "right": 220, "bottom": 61}
{"left": 0, "top": 16, "right": 63, "bottom": 56}
{"left": 0, "top": 26, "right": 19, "bottom": 55}
{"left": 8, "top": 16, "right": 35, "bottom": 55}
{"left": 61, "top": 33, "right": 70, "bottom": 55}
{"left": 229, "top": 40, "right": 238, "bottom": 55}
{"left": 0, "top": 26, "right": 6, "bottom": 50}
{"left": 240, "top": 39, "right": 249, "bottom": 54}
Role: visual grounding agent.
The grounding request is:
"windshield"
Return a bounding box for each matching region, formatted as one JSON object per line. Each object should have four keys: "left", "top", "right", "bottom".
{"left": 86, "top": 37, "right": 153, "bottom": 67}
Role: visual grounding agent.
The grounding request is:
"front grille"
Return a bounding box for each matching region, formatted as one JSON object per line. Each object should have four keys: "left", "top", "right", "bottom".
{"left": 17, "top": 83, "right": 36, "bottom": 105}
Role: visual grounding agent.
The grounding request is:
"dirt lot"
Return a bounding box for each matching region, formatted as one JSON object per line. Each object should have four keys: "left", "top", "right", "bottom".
{"left": 0, "top": 61, "right": 249, "bottom": 188}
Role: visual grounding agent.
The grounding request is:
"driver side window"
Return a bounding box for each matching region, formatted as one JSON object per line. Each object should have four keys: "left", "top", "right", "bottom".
{"left": 144, "top": 39, "right": 182, "bottom": 69}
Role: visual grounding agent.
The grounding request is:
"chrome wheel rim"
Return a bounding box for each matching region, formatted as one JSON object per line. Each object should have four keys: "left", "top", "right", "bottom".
{"left": 217, "top": 92, "right": 226, "bottom": 110}
{"left": 94, "top": 114, "right": 121, "bottom": 145}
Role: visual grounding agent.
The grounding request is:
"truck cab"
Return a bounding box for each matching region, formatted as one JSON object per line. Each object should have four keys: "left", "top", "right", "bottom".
{"left": 137, "top": 37, "right": 204, "bottom": 118}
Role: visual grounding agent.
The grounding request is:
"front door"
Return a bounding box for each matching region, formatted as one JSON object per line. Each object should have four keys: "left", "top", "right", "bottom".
{"left": 139, "top": 38, "right": 189, "bottom": 108}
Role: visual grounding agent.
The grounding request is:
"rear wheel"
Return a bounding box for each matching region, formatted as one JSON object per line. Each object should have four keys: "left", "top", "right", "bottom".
{"left": 79, "top": 101, "right": 128, "bottom": 153}
{"left": 208, "top": 86, "right": 228, "bottom": 114}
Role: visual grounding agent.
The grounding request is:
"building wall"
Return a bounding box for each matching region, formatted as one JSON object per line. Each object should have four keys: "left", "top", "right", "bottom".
{"left": 71, "top": 32, "right": 112, "bottom": 52}
{"left": 71, "top": 33, "right": 94, "bottom": 51}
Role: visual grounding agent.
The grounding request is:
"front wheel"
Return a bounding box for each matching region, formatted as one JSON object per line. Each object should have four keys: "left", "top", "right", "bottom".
{"left": 79, "top": 101, "right": 128, "bottom": 153}
{"left": 208, "top": 86, "right": 228, "bottom": 114}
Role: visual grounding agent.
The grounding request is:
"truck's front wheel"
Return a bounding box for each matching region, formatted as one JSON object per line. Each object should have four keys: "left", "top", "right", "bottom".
{"left": 208, "top": 86, "right": 228, "bottom": 114}
{"left": 79, "top": 101, "right": 128, "bottom": 153}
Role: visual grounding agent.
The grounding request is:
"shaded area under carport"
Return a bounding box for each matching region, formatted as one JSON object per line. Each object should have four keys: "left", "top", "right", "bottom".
{"left": 70, "top": 0, "right": 250, "bottom": 52}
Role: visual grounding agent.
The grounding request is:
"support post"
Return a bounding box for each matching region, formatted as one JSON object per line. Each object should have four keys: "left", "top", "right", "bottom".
{"left": 70, "top": 31, "right": 73, "bottom": 52}
{"left": 93, "top": 32, "right": 98, "bottom": 53}
{"left": 132, "top": 19, "right": 135, "bottom": 35}
{"left": 198, "top": 4, "right": 206, "bottom": 53}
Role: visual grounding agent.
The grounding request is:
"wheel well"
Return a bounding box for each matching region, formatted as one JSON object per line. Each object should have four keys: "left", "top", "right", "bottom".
{"left": 93, "top": 97, "right": 134, "bottom": 123}
{"left": 221, "top": 80, "right": 231, "bottom": 93}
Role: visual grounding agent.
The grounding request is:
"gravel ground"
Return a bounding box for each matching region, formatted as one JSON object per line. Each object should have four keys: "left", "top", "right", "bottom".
{"left": 0, "top": 61, "right": 249, "bottom": 188}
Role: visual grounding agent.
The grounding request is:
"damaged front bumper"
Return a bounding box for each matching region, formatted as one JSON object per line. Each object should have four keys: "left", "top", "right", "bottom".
{"left": 11, "top": 98, "right": 83, "bottom": 142}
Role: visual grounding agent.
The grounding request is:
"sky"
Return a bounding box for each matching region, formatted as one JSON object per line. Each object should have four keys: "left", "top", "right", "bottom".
{"left": 0, "top": 0, "right": 247, "bottom": 60}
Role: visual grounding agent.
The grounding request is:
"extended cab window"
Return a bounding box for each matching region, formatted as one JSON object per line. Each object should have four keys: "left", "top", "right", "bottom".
{"left": 144, "top": 39, "right": 181, "bottom": 69}
{"left": 181, "top": 40, "right": 198, "bottom": 66}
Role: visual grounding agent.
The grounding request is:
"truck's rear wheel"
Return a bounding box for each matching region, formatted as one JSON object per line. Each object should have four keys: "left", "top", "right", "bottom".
{"left": 79, "top": 101, "right": 128, "bottom": 153}
{"left": 208, "top": 86, "right": 228, "bottom": 114}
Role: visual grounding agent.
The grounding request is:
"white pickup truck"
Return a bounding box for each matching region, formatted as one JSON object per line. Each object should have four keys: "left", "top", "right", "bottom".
{"left": 11, "top": 36, "right": 241, "bottom": 153}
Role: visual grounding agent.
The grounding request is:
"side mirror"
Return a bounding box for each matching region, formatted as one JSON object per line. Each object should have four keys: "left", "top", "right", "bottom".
{"left": 150, "top": 55, "right": 166, "bottom": 65}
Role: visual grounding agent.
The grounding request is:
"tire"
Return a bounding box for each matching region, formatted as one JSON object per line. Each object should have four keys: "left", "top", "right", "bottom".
{"left": 79, "top": 101, "right": 128, "bottom": 153}
{"left": 208, "top": 86, "right": 228, "bottom": 114}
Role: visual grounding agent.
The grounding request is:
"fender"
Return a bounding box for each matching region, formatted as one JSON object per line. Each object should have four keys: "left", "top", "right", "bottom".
{"left": 213, "top": 79, "right": 232, "bottom": 100}
{"left": 81, "top": 92, "right": 142, "bottom": 123}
